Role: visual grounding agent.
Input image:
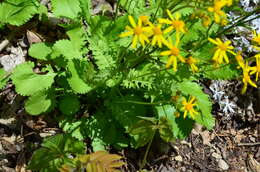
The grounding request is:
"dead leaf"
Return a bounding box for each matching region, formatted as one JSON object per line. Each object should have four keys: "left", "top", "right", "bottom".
{"left": 247, "top": 154, "right": 260, "bottom": 172}
{"left": 26, "top": 30, "right": 44, "bottom": 44}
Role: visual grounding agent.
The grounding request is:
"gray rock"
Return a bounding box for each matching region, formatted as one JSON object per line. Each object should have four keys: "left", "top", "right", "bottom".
{"left": 218, "top": 159, "right": 229, "bottom": 170}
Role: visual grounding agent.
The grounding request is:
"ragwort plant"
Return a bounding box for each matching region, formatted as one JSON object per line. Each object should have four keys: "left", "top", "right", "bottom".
{"left": 0, "top": 0, "right": 260, "bottom": 171}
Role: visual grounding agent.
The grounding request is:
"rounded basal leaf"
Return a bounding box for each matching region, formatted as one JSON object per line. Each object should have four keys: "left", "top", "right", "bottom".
{"left": 51, "top": 0, "right": 81, "bottom": 19}
{"left": 53, "top": 40, "right": 82, "bottom": 60}
{"left": 29, "top": 42, "right": 52, "bottom": 60}
{"left": 25, "top": 90, "right": 55, "bottom": 115}
{"left": 59, "top": 95, "right": 80, "bottom": 116}
{"left": 0, "top": 0, "right": 38, "bottom": 26}
{"left": 11, "top": 62, "right": 56, "bottom": 96}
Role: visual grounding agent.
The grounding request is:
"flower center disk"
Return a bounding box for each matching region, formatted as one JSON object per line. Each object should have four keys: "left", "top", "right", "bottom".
{"left": 134, "top": 27, "right": 143, "bottom": 35}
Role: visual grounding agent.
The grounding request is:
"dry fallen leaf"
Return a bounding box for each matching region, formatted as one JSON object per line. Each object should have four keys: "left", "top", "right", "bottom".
{"left": 247, "top": 154, "right": 260, "bottom": 172}
{"left": 26, "top": 30, "right": 44, "bottom": 44}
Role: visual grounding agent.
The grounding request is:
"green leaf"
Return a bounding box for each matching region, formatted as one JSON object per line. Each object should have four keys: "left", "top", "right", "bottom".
{"left": 25, "top": 89, "right": 55, "bottom": 115}
{"left": 156, "top": 105, "right": 194, "bottom": 139}
{"left": 0, "top": 0, "right": 38, "bottom": 26}
{"left": 59, "top": 95, "right": 80, "bottom": 116}
{"left": 88, "top": 34, "right": 116, "bottom": 70}
{"left": 51, "top": 0, "right": 81, "bottom": 19}
{"left": 52, "top": 40, "right": 82, "bottom": 60}
{"left": 79, "top": 0, "right": 92, "bottom": 22}
{"left": 177, "top": 81, "right": 215, "bottom": 130}
{"left": 67, "top": 25, "right": 86, "bottom": 53}
{"left": 29, "top": 42, "right": 53, "bottom": 60}
{"left": 60, "top": 119, "right": 84, "bottom": 140}
{"left": 128, "top": 119, "right": 156, "bottom": 148}
{"left": 119, "top": 0, "right": 146, "bottom": 15}
{"left": 203, "top": 64, "right": 239, "bottom": 80}
{"left": 67, "top": 59, "right": 93, "bottom": 94}
{"left": 11, "top": 62, "right": 56, "bottom": 96}
{"left": 28, "top": 134, "right": 84, "bottom": 171}
{"left": 0, "top": 68, "right": 9, "bottom": 89}
{"left": 85, "top": 112, "right": 118, "bottom": 151}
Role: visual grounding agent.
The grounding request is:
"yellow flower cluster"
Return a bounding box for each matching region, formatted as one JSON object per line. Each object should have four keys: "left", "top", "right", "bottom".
{"left": 208, "top": 0, "right": 232, "bottom": 25}
{"left": 208, "top": 30, "right": 260, "bottom": 94}
{"left": 119, "top": 10, "right": 199, "bottom": 73}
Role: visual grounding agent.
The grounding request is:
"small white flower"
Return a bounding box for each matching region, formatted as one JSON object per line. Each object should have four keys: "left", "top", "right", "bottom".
{"left": 219, "top": 96, "right": 236, "bottom": 114}
{"left": 209, "top": 82, "right": 225, "bottom": 101}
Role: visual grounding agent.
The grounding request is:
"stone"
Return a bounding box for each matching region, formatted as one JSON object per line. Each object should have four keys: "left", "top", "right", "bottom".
{"left": 218, "top": 159, "right": 229, "bottom": 170}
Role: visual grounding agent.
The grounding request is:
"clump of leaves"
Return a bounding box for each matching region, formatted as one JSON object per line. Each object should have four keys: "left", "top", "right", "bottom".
{"left": 59, "top": 151, "right": 125, "bottom": 172}
{"left": 0, "top": 0, "right": 259, "bottom": 170}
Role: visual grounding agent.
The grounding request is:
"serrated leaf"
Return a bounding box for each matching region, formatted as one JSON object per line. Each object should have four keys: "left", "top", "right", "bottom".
{"left": 203, "top": 64, "right": 239, "bottom": 80}
{"left": 11, "top": 62, "right": 56, "bottom": 96}
{"left": 59, "top": 95, "right": 80, "bottom": 116}
{"left": 79, "top": 0, "right": 91, "bottom": 22}
{"left": 53, "top": 40, "right": 82, "bottom": 60}
{"left": 29, "top": 42, "right": 53, "bottom": 60}
{"left": 51, "top": 0, "right": 81, "bottom": 19}
{"left": 25, "top": 89, "right": 55, "bottom": 115}
{"left": 177, "top": 81, "right": 215, "bottom": 130}
{"left": 67, "top": 25, "right": 86, "bottom": 53}
{"left": 88, "top": 34, "right": 116, "bottom": 70}
{"left": 67, "top": 59, "right": 92, "bottom": 94}
{"left": 0, "top": 0, "right": 38, "bottom": 26}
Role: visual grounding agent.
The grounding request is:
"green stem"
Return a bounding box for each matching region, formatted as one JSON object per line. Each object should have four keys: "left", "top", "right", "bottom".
{"left": 140, "top": 132, "right": 155, "bottom": 169}
{"left": 115, "top": 100, "right": 164, "bottom": 105}
{"left": 114, "top": 0, "right": 121, "bottom": 20}
{"left": 217, "top": 7, "right": 260, "bottom": 36}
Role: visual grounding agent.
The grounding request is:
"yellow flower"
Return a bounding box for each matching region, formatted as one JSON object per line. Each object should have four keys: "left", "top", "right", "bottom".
{"left": 148, "top": 23, "right": 168, "bottom": 48}
{"left": 119, "top": 15, "right": 151, "bottom": 48}
{"left": 252, "top": 30, "right": 260, "bottom": 46}
{"left": 202, "top": 15, "right": 211, "bottom": 27}
{"left": 160, "top": 38, "right": 185, "bottom": 72}
{"left": 181, "top": 96, "right": 199, "bottom": 119}
{"left": 185, "top": 56, "right": 199, "bottom": 73}
{"left": 139, "top": 15, "right": 150, "bottom": 25}
{"left": 241, "top": 61, "right": 257, "bottom": 94}
{"left": 235, "top": 51, "right": 245, "bottom": 68}
{"left": 250, "top": 54, "right": 260, "bottom": 81}
{"left": 158, "top": 10, "right": 186, "bottom": 39}
{"left": 224, "top": 0, "right": 232, "bottom": 6}
{"left": 208, "top": 0, "right": 227, "bottom": 24}
{"left": 208, "top": 37, "right": 235, "bottom": 65}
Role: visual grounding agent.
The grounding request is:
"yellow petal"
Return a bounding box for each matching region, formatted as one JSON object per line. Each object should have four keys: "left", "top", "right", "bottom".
{"left": 163, "top": 26, "right": 174, "bottom": 34}
{"left": 119, "top": 31, "right": 133, "bottom": 37}
{"left": 183, "top": 111, "right": 188, "bottom": 119}
{"left": 132, "top": 35, "right": 138, "bottom": 48}
{"left": 160, "top": 50, "right": 171, "bottom": 56}
{"left": 223, "top": 52, "right": 229, "bottom": 63}
{"left": 139, "top": 35, "right": 145, "bottom": 47}
{"left": 173, "top": 56, "right": 177, "bottom": 71}
{"left": 166, "top": 56, "right": 173, "bottom": 68}
{"left": 158, "top": 18, "right": 172, "bottom": 24}
{"left": 166, "top": 9, "right": 174, "bottom": 20}
{"left": 208, "top": 37, "right": 219, "bottom": 45}
{"left": 128, "top": 15, "right": 136, "bottom": 28}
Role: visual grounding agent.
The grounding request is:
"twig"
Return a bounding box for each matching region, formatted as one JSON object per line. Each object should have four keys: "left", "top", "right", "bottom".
{"left": 237, "top": 142, "right": 260, "bottom": 146}
{"left": 0, "top": 39, "right": 10, "bottom": 52}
